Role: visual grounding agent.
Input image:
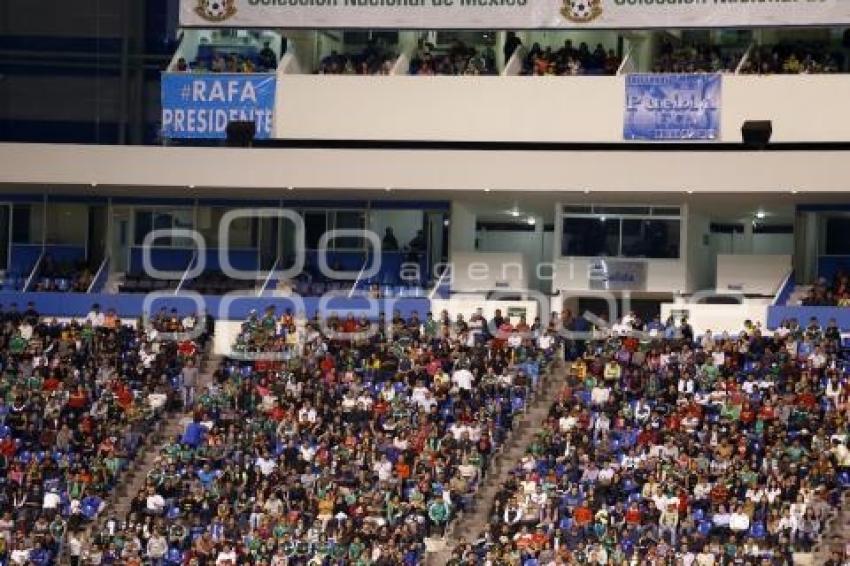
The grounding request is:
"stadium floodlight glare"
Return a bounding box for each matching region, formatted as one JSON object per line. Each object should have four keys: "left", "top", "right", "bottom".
{"left": 755, "top": 211, "right": 766, "bottom": 219}
{"left": 527, "top": 217, "right": 536, "bottom": 226}
{"left": 511, "top": 209, "right": 520, "bottom": 217}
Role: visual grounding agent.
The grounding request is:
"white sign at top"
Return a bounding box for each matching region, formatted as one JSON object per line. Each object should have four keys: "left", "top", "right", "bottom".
{"left": 181, "top": 0, "right": 850, "bottom": 30}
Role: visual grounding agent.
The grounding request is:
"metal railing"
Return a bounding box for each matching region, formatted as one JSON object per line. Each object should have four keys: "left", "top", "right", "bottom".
{"left": 22, "top": 249, "right": 46, "bottom": 292}
{"left": 258, "top": 257, "right": 280, "bottom": 297}
{"left": 174, "top": 250, "right": 198, "bottom": 295}
{"left": 87, "top": 256, "right": 110, "bottom": 294}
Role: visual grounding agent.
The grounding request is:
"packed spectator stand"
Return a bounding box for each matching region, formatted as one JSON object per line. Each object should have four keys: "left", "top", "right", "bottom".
{"left": 446, "top": 312, "right": 850, "bottom": 565}
{"left": 32, "top": 254, "right": 94, "bottom": 293}
{"left": 0, "top": 303, "right": 206, "bottom": 565}
{"left": 81, "top": 307, "right": 552, "bottom": 565}
{"left": 740, "top": 41, "right": 843, "bottom": 75}
{"left": 801, "top": 272, "right": 850, "bottom": 307}
{"left": 173, "top": 41, "right": 279, "bottom": 73}
{"left": 652, "top": 40, "right": 742, "bottom": 74}
{"left": 523, "top": 42, "right": 620, "bottom": 77}
{"left": 411, "top": 42, "right": 497, "bottom": 76}
{"left": 318, "top": 46, "right": 397, "bottom": 75}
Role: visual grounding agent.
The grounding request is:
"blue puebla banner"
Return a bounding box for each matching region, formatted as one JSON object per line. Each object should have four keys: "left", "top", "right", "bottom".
{"left": 161, "top": 73, "right": 276, "bottom": 139}
{"left": 624, "top": 74, "right": 721, "bottom": 141}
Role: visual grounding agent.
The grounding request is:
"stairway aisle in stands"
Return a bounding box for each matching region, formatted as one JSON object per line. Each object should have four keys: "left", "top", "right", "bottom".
{"left": 812, "top": 490, "right": 850, "bottom": 565}
{"left": 426, "top": 359, "right": 567, "bottom": 566}
{"left": 79, "top": 348, "right": 223, "bottom": 551}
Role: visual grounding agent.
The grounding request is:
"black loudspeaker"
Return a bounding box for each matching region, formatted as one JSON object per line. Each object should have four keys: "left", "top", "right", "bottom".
{"left": 225, "top": 121, "right": 256, "bottom": 147}
{"left": 742, "top": 120, "right": 772, "bottom": 149}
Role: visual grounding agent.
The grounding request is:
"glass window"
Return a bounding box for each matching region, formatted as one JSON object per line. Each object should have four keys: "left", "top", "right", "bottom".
{"left": 333, "top": 211, "right": 366, "bottom": 249}
{"left": 826, "top": 217, "right": 850, "bottom": 255}
{"left": 595, "top": 206, "right": 651, "bottom": 216}
{"left": 134, "top": 209, "right": 193, "bottom": 247}
{"left": 651, "top": 207, "right": 681, "bottom": 217}
{"left": 622, "top": 219, "right": 681, "bottom": 259}
{"left": 561, "top": 213, "right": 680, "bottom": 259}
{"left": 304, "top": 211, "right": 327, "bottom": 249}
{"left": 561, "top": 218, "right": 619, "bottom": 257}
{"left": 12, "top": 205, "right": 33, "bottom": 245}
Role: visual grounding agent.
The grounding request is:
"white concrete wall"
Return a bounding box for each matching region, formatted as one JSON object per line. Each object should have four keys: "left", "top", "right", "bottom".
{"left": 274, "top": 74, "right": 850, "bottom": 143}
{"left": 450, "top": 251, "right": 530, "bottom": 293}
{"left": 432, "top": 298, "right": 540, "bottom": 327}
{"left": 476, "top": 225, "right": 553, "bottom": 293}
{"left": 6, "top": 143, "right": 850, "bottom": 194}
{"left": 449, "top": 202, "right": 477, "bottom": 255}
{"left": 552, "top": 258, "right": 687, "bottom": 294}
{"left": 213, "top": 320, "right": 241, "bottom": 357}
{"left": 715, "top": 254, "right": 792, "bottom": 295}
{"left": 686, "top": 207, "right": 713, "bottom": 294}
{"left": 660, "top": 300, "right": 770, "bottom": 336}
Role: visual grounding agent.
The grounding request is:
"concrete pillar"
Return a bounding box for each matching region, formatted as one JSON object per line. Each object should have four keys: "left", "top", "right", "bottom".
{"left": 795, "top": 211, "right": 820, "bottom": 283}
{"left": 449, "top": 201, "right": 477, "bottom": 257}
{"left": 286, "top": 31, "right": 319, "bottom": 73}
{"left": 739, "top": 221, "right": 755, "bottom": 254}
{"left": 398, "top": 31, "right": 420, "bottom": 57}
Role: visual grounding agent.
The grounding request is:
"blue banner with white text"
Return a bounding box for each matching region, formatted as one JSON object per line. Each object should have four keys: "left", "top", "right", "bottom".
{"left": 624, "top": 73, "right": 721, "bottom": 141}
{"left": 161, "top": 73, "right": 276, "bottom": 139}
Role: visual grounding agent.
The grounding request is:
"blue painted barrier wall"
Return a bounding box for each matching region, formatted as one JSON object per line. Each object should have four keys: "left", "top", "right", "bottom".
{"left": 43, "top": 245, "right": 86, "bottom": 264}
{"left": 768, "top": 306, "right": 850, "bottom": 330}
{"left": 128, "top": 248, "right": 260, "bottom": 275}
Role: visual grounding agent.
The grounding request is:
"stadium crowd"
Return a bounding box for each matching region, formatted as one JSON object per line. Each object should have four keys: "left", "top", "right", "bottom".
{"left": 82, "top": 307, "right": 551, "bottom": 565}
{"left": 410, "top": 42, "right": 497, "bottom": 76}
{"left": 174, "top": 41, "right": 279, "bottom": 74}
{"left": 0, "top": 303, "right": 203, "bottom": 565}
{"left": 523, "top": 42, "right": 620, "bottom": 76}
{"left": 32, "top": 254, "right": 94, "bottom": 293}
{"left": 740, "top": 42, "right": 843, "bottom": 75}
{"left": 446, "top": 311, "right": 850, "bottom": 565}
{"left": 318, "top": 47, "right": 397, "bottom": 75}
{"left": 652, "top": 40, "right": 741, "bottom": 74}
{"left": 802, "top": 272, "right": 850, "bottom": 307}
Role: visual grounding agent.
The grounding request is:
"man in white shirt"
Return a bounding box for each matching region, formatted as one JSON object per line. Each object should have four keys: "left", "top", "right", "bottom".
{"left": 415, "top": 390, "right": 437, "bottom": 413}
{"left": 216, "top": 545, "right": 238, "bottom": 565}
{"left": 42, "top": 488, "right": 60, "bottom": 517}
{"left": 145, "top": 487, "right": 165, "bottom": 516}
{"left": 537, "top": 331, "right": 554, "bottom": 352}
{"left": 729, "top": 508, "right": 750, "bottom": 533}
{"left": 86, "top": 305, "right": 105, "bottom": 327}
{"left": 255, "top": 454, "right": 278, "bottom": 476}
{"left": 147, "top": 532, "right": 168, "bottom": 562}
{"left": 831, "top": 439, "right": 850, "bottom": 469}
{"left": 452, "top": 367, "right": 474, "bottom": 392}
{"left": 374, "top": 454, "right": 393, "bottom": 482}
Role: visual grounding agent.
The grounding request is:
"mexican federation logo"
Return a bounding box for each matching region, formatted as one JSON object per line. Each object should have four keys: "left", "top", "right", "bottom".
{"left": 195, "top": 0, "right": 237, "bottom": 22}
{"left": 561, "top": 0, "right": 603, "bottom": 23}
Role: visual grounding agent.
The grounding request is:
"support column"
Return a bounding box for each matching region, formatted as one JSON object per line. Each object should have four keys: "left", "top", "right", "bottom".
{"left": 449, "top": 201, "right": 476, "bottom": 258}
